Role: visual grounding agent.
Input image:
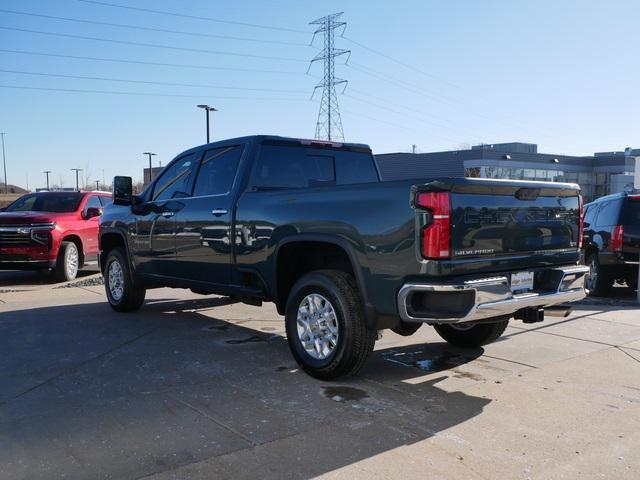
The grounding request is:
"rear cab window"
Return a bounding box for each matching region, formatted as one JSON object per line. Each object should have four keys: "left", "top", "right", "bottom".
{"left": 251, "top": 142, "right": 378, "bottom": 190}
{"left": 622, "top": 196, "right": 640, "bottom": 225}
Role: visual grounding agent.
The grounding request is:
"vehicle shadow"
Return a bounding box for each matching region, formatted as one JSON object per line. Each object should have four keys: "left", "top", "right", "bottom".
{"left": 0, "top": 269, "right": 97, "bottom": 288}
{"left": 0, "top": 298, "right": 491, "bottom": 480}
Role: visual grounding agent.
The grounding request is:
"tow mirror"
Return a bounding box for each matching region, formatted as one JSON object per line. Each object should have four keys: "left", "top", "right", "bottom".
{"left": 113, "top": 176, "right": 133, "bottom": 206}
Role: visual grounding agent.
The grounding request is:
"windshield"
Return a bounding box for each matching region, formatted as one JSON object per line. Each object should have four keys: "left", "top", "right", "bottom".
{"left": 5, "top": 193, "right": 83, "bottom": 213}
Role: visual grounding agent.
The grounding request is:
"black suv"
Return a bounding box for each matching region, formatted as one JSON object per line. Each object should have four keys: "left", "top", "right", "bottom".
{"left": 583, "top": 192, "right": 640, "bottom": 295}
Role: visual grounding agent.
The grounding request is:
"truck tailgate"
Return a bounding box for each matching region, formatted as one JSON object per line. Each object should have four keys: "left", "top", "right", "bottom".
{"left": 414, "top": 178, "right": 581, "bottom": 273}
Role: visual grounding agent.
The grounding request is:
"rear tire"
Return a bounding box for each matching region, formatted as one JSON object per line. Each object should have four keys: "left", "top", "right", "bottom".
{"left": 585, "top": 254, "right": 613, "bottom": 296}
{"left": 54, "top": 241, "right": 80, "bottom": 282}
{"left": 434, "top": 320, "right": 508, "bottom": 348}
{"left": 104, "top": 247, "right": 145, "bottom": 312}
{"left": 284, "top": 270, "right": 376, "bottom": 380}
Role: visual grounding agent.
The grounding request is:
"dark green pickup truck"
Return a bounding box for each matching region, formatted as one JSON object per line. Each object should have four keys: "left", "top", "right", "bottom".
{"left": 100, "top": 135, "right": 588, "bottom": 379}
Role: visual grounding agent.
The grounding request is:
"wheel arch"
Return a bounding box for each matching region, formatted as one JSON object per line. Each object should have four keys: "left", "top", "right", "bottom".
{"left": 273, "top": 234, "right": 377, "bottom": 328}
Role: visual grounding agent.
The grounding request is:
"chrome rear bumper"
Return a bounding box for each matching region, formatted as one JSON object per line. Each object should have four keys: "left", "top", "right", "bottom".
{"left": 398, "top": 265, "right": 589, "bottom": 324}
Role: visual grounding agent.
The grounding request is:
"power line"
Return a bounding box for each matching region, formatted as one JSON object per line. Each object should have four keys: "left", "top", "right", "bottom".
{"left": 0, "top": 49, "right": 307, "bottom": 75}
{"left": 340, "top": 108, "right": 460, "bottom": 144}
{"left": 0, "top": 84, "right": 308, "bottom": 101}
{"left": 342, "top": 35, "right": 462, "bottom": 90}
{"left": 77, "top": 0, "right": 309, "bottom": 34}
{"left": 0, "top": 26, "right": 308, "bottom": 63}
{"left": 0, "top": 69, "right": 308, "bottom": 94}
{"left": 0, "top": 8, "right": 311, "bottom": 47}
{"left": 346, "top": 62, "right": 573, "bottom": 144}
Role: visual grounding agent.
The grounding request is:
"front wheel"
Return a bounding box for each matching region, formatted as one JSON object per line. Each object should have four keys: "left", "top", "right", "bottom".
{"left": 54, "top": 241, "right": 80, "bottom": 282}
{"left": 434, "top": 320, "right": 508, "bottom": 348}
{"left": 284, "top": 270, "right": 376, "bottom": 380}
{"left": 104, "top": 247, "right": 146, "bottom": 312}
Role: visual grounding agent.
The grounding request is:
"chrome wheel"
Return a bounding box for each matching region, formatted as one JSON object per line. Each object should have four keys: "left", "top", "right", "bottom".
{"left": 108, "top": 259, "right": 125, "bottom": 302}
{"left": 65, "top": 243, "right": 79, "bottom": 279}
{"left": 585, "top": 257, "right": 598, "bottom": 292}
{"left": 297, "top": 293, "right": 339, "bottom": 360}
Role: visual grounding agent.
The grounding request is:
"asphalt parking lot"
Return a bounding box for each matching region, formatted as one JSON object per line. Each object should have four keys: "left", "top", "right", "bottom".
{"left": 1, "top": 271, "right": 639, "bottom": 480}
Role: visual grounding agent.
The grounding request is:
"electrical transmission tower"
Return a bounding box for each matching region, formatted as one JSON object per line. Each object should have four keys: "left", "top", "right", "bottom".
{"left": 309, "top": 13, "right": 350, "bottom": 142}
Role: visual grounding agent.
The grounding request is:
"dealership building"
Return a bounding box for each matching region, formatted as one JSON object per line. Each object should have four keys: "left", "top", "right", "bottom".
{"left": 375, "top": 142, "right": 638, "bottom": 202}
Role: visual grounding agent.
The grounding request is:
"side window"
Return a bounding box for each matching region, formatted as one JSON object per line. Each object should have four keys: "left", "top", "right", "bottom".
{"left": 193, "top": 146, "right": 243, "bottom": 197}
{"left": 84, "top": 195, "right": 102, "bottom": 212}
{"left": 98, "top": 196, "right": 112, "bottom": 207}
{"left": 595, "top": 199, "right": 622, "bottom": 227}
{"left": 152, "top": 153, "right": 197, "bottom": 202}
{"left": 583, "top": 204, "right": 598, "bottom": 227}
{"left": 335, "top": 151, "right": 379, "bottom": 185}
{"left": 251, "top": 145, "right": 335, "bottom": 190}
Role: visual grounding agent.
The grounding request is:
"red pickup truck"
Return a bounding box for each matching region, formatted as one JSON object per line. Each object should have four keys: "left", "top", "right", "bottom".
{"left": 0, "top": 191, "right": 111, "bottom": 281}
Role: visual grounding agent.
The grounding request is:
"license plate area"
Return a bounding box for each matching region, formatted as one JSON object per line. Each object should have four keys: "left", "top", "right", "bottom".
{"left": 510, "top": 271, "right": 534, "bottom": 293}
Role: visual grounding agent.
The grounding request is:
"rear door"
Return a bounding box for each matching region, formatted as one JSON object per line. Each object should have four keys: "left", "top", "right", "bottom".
{"left": 173, "top": 145, "right": 244, "bottom": 284}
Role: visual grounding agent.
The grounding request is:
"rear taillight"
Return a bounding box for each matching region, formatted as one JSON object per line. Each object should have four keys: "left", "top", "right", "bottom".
{"left": 611, "top": 225, "right": 624, "bottom": 252}
{"left": 416, "top": 192, "right": 451, "bottom": 259}
{"left": 578, "top": 195, "right": 584, "bottom": 249}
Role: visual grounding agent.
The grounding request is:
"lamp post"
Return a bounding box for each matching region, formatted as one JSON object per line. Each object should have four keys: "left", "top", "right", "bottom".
{"left": 71, "top": 168, "right": 83, "bottom": 191}
{"left": 143, "top": 152, "right": 157, "bottom": 184}
{"left": 43, "top": 170, "right": 51, "bottom": 190}
{"left": 1, "top": 132, "right": 7, "bottom": 194}
{"left": 196, "top": 104, "right": 217, "bottom": 143}
{"left": 635, "top": 155, "right": 640, "bottom": 304}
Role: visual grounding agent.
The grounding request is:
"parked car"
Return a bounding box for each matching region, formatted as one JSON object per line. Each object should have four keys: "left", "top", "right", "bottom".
{"left": 100, "top": 135, "right": 588, "bottom": 379}
{"left": 582, "top": 192, "right": 640, "bottom": 295}
{"left": 0, "top": 191, "right": 111, "bottom": 281}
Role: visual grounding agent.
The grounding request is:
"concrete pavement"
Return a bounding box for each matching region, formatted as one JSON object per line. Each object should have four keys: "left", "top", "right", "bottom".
{"left": 0, "top": 272, "right": 639, "bottom": 479}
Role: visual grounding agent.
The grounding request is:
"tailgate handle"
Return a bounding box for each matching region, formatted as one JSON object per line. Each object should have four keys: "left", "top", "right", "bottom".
{"left": 515, "top": 188, "right": 541, "bottom": 201}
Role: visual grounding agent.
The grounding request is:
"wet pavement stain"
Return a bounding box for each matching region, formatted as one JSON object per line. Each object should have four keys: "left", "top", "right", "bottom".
{"left": 322, "top": 386, "right": 369, "bottom": 402}
{"left": 226, "top": 335, "right": 265, "bottom": 344}
{"left": 381, "top": 349, "right": 476, "bottom": 373}
{"left": 204, "top": 324, "right": 230, "bottom": 332}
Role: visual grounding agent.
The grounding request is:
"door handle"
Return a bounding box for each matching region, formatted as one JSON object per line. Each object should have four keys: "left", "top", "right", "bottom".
{"left": 211, "top": 209, "right": 228, "bottom": 217}
{"left": 161, "top": 211, "right": 175, "bottom": 218}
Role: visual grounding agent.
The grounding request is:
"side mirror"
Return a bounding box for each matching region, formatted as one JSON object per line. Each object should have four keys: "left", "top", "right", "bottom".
{"left": 113, "top": 176, "right": 133, "bottom": 206}
{"left": 84, "top": 207, "right": 103, "bottom": 219}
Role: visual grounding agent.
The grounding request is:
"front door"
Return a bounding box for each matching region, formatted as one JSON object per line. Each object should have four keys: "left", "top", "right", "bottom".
{"left": 132, "top": 153, "right": 198, "bottom": 277}
{"left": 173, "top": 145, "right": 244, "bottom": 285}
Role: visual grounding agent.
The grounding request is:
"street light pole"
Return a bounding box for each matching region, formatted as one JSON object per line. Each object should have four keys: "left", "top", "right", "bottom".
{"left": 43, "top": 170, "right": 51, "bottom": 190}
{"left": 143, "top": 152, "right": 157, "bottom": 184}
{"left": 635, "top": 155, "right": 640, "bottom": 304}
{"left": 71, "top": 168, "right": 83, "bottom": 191}
{"left": 1, "top": 132, "right": 7, "bottom": 194}
{"left": 196, "top": 105, "right": 218, "bottom": 144}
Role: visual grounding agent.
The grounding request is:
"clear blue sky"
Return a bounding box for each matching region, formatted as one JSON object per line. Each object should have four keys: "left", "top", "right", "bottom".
{"left": 0, "top": 0, "right": 638, "bottom": 189}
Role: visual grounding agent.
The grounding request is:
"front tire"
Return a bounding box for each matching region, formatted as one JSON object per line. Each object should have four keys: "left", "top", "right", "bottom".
{"left": 434, "top": 320, "right": 508, "bottom": 348}
{"left": 54, "top": 241, "right": 80, "bottom": 282}
{"left": 284, "top": 270, "right": 376, "bottom": 380}
{"left": 104, "top": 247, "right": 146, "bottom": 312}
